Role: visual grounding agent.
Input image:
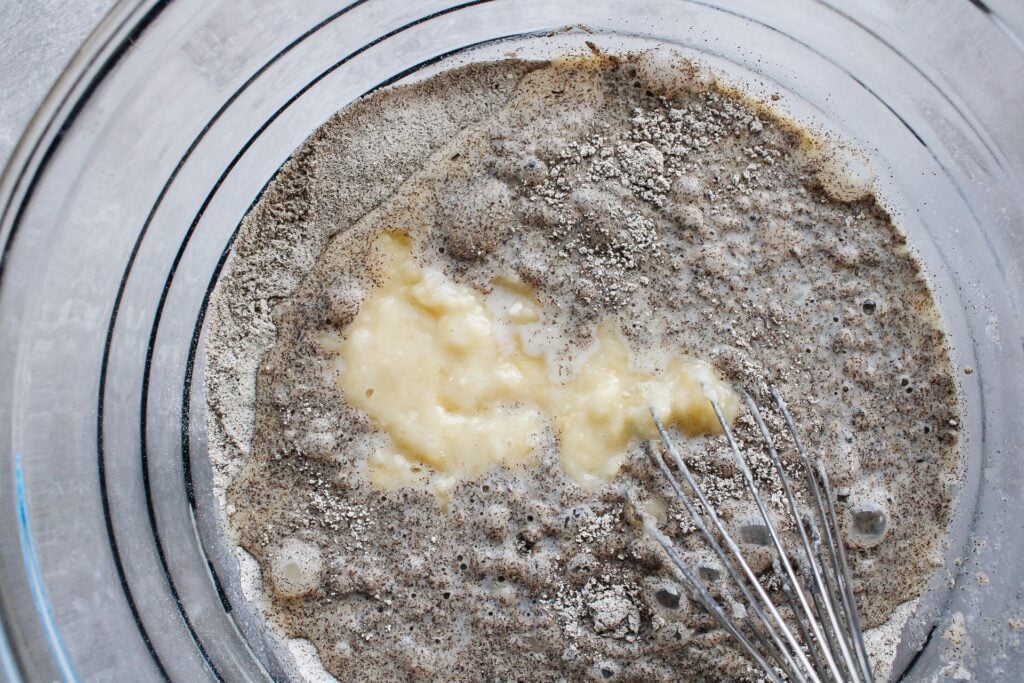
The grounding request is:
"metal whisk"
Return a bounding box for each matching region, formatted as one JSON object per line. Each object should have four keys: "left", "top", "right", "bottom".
{"left": 634, "top": 386, "right": 874, "bottom": 683}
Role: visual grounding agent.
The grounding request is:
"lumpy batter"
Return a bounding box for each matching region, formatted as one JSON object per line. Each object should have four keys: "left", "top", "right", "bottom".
{"left": 207, "top": 48, "right": 961, "bottom": 682}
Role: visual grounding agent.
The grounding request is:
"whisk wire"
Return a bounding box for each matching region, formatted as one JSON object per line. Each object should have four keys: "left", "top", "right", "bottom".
{"left": 640, "top": 387, "right": 875, "bottom": 683}
{"left": 816, "top": 461, "right": 872, "bottom": 681}
{"left": 771, "top": 388, "right": 873, "bottom": 683}
{"left": 642, "top": 517, "right": 784, "bottom": 682}
{"left": 739, "top": 391, "right": 848, "bottom": 679}
{"left": 778, "top": 561, "right": 829, "bottom": 678}
{"left": 737, "top": 390, "right": 861, "bottom": 682}
{"left": 650, "top": 415, "right": 817, "bottom": 682}
{"left": 642, "top": 441, "right": 803, "bottom": 682}
{"left": 705, "top": 398, "right": 844, "bottom": 683}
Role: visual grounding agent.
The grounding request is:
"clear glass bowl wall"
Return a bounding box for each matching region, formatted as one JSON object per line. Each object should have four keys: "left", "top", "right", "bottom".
{"left": 1, "top": 1, "right": 1021, "bottom": 680}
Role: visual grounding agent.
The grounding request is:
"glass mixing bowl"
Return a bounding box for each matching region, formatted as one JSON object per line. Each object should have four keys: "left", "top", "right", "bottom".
{"left": 1, "top": 1, "right": 1022, "bottom": 680}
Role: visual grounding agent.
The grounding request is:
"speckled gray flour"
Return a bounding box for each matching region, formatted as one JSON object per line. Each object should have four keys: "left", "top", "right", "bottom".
{"left": 206, "top": 52, "right": 961, "bottom": 682}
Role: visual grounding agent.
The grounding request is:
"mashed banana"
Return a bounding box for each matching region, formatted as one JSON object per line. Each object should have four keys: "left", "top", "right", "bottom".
{"left": 325, "top": 232, "right": 738, "bottom": 493}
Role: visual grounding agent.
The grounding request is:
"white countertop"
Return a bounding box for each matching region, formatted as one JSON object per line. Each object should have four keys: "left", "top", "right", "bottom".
{"left": 0, "top": 0, "right": 115, "bottom": 169}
